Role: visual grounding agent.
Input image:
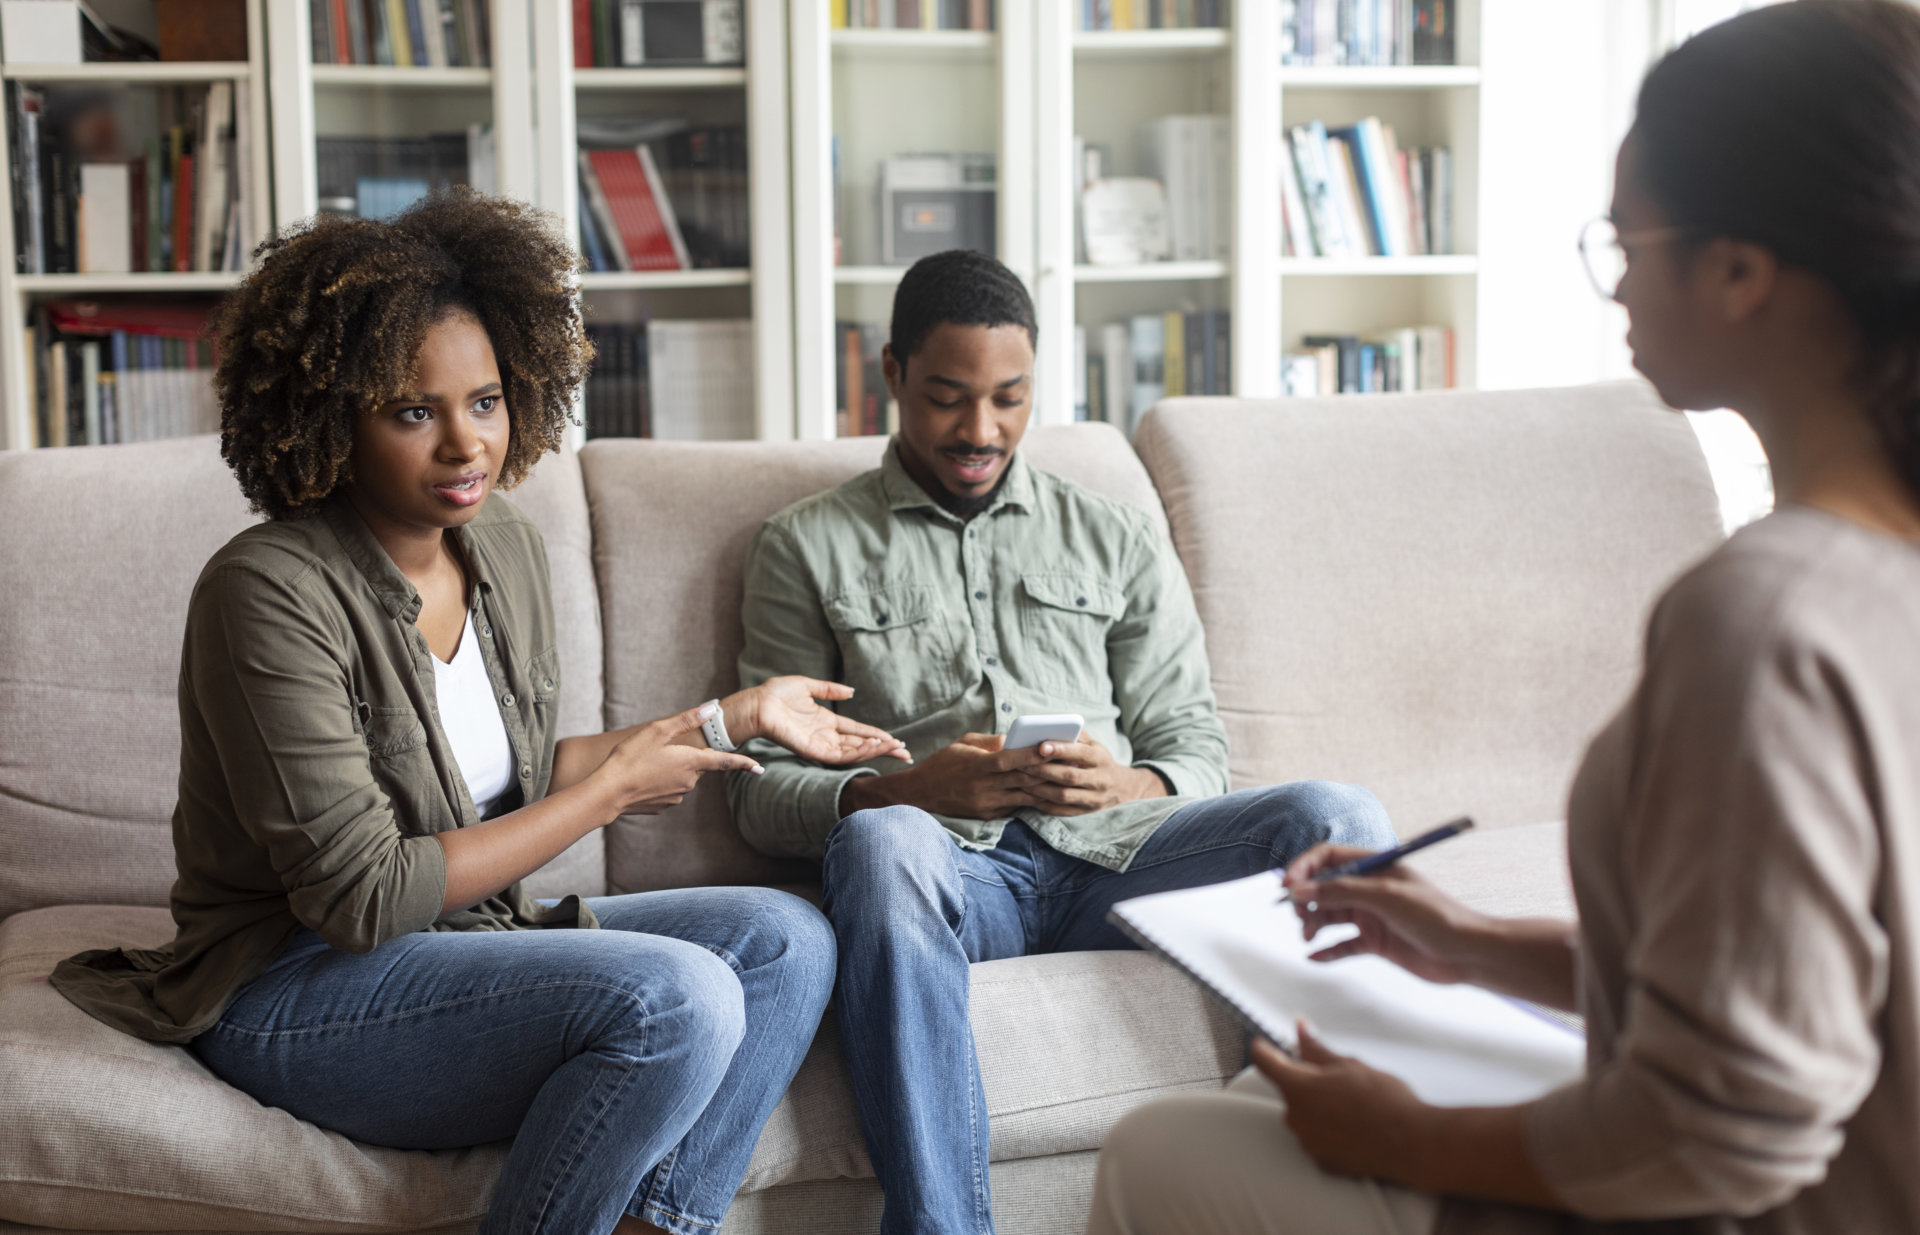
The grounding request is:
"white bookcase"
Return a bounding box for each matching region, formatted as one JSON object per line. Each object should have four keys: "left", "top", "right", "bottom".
{"left": 0, "top": 0, "right": 272, "bottom": 451}
{"left": 796, "top": 0, "right": 1486, "bottom": 439}
{"left": 1, "top": 0, "right": 1490, "bottom": 450}
{"left": 527, "top": 0, "right": 792, "bottom": 446}
{"left": 788, "top": 0, "right": 1034, "bottom": 442}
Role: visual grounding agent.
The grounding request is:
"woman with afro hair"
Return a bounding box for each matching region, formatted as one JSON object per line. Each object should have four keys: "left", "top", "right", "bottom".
{"left": 51, "top": 190, "right": 908, "bottom": 1235}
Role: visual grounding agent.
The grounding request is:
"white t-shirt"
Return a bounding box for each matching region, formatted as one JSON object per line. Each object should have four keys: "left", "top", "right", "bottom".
{"left": 431, "top": 613, "right": 514, "bottom": 817}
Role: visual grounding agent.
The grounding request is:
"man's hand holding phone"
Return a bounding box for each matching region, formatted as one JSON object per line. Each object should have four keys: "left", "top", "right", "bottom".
{"left": 837, "top": 713, "right": 1168, "bottom": 820}
{"left": 1022, "top": 733, "right": 1168, "bottom": 816}
{"left": 837, "top": 732, "right": 1052, "bottom": 819}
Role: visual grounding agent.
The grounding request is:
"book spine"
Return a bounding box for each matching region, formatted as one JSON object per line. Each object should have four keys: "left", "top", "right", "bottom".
{"left": 619, "top": 0, "right": 642, "bottom": 66}
{"left": 572, "top": 0, "right": 594, "bottom": 65}
{"left": 388, "top": 0, "right": 416, "bottom": 65}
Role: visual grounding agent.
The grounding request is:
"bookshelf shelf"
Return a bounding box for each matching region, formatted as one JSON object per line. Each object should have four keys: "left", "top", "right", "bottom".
{"left": 1071, "top": 29, "right": 1229, "bottom": 56}
{"left": 0, "top": 61, "right": 252, "bottom": 83}
{"left": 573, "top": 67, "right": 748, "bottom": 91}
{"left": 1075, "top": 261, "right": 1229, "bottom": 283}
{"left": 1279, "top": 256, "right": 1480, "bottom": 276}
{"left": 16, "top": 273, "right": 246, "bottom": 294}
{"left": 830, "top": 29, "right": 995, "bottom": 57}
{"left": 1278, "top": 65, "right": 1480, "bottom": 89}
{"left": 578, "top": 269, "right": 752, "bottom": 291}
{"left": 309, "top": 65, "right": 493, "bottom": 88}
{"left": 833, "top": 265, "right": 910, "bottom": 286}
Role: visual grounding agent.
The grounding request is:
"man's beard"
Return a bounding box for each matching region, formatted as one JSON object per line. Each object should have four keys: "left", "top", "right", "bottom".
{"left": 930, "top": 461, "right": 1008, "bottom": 520}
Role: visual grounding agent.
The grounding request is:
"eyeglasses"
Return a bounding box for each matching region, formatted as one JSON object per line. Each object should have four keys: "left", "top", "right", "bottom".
{"left": 1578, "top": 217, "right": 1690, "bottom": 300}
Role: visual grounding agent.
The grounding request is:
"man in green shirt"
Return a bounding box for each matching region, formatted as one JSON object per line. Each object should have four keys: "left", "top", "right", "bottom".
{"left": 728, "top": 250, "right": 1395, "bottom": 1235}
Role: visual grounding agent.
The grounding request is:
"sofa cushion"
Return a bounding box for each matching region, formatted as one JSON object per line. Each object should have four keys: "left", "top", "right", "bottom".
{"left": 0, "top": 903, "right": 1240, "bottom": 1231}
{"left": 0, "top": 438, "right": 605, "bottom": 918}
{"left": 578, "top": 424, "right": 1166, "bottom": 895}
{"left": 1133, "top": 383, "right": 1725, "bottom": 836}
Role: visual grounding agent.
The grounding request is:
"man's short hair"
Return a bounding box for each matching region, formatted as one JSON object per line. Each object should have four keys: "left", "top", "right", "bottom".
{"left": 888, "top": 249, "right": 1037, "bottom": 374}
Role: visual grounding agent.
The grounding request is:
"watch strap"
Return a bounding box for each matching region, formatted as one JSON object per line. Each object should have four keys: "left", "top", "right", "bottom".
{"left": 700, "top": 699, "right": 737, "bottom": 752}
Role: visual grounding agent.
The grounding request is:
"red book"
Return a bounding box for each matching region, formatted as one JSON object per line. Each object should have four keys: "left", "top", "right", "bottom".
{"left": 332, "top": 0, "right": 352, "bottom": 63}
{"left": 44, "top": 300, "right": 211, "bottom": 338}
{"left": 573, "top": 0, "right": 593, "bottom": 67}
{"left": 584, "top": 148, "right": 681, "bottom": 271}
{"left": 172, "top": 152, "right": 194, "bottom": 273}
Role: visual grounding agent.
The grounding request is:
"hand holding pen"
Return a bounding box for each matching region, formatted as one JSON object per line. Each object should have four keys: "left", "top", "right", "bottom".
{"left": 1280, "top": 816, "right": 1485, "bottom": 986}
{"left": 1277, "top": 816, "right": 1474, "bottom": 904}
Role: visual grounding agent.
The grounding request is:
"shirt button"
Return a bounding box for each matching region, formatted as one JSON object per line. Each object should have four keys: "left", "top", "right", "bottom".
{"left": 520, "top": 764, "right": 532, "bottom": 779}
{"left": 967, "top": 529, "right": 976, "bottom": 539}
{"left": 501, "top": 693, "right": 515, "bottom": 707}
{"left": 543, "top": 678, "right": 554, "bottom": 690}
{"left": 1076, "top": 597, "right": 1088, "bottom": 607}
{"left": 1001, "top": 702, "right": 1012, "bottom": 713}
{"left": 876, "top": 612, "right": 890, "bottom": 625}
{"left": 985, "top": 656, "right": 997, "bottom": 666}
{"left": 481, "top": 625, "right": 492, "bottom": 637}
{"left": 974, "top": 590, "right": 987, "bottom": 600}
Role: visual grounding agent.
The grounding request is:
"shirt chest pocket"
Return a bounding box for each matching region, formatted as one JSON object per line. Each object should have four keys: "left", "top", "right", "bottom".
{"left": 825, "top": 584, "right": 968, "bottom": 729}
{"left": 1017, "top": 572, "right": 1125, "bottom": 702}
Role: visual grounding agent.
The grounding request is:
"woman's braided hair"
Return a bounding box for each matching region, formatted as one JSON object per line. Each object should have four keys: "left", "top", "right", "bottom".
{"left": 211, "top": 188, "right": 590, "bottom": 520}
{"left": 1634, "top": 0, "right": 1920, "bottom": 499}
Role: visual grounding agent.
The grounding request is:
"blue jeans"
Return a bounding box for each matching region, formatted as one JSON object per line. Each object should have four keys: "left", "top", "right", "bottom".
{"left": 820, "top": 781, "right": 1398, "bottom": 1235}
{"left": 191, "top": 887, "right": 836, "bottom": 1235}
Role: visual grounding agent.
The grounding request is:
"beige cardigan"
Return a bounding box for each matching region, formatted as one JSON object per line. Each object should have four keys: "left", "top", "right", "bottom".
{"left": 1448, "top": 507, "right": 1920, "bottom": 1235}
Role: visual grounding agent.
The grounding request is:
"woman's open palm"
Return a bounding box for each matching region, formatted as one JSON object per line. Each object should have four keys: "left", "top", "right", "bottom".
{"left": 754, "top": 676, "right": 912, "bottom": 767}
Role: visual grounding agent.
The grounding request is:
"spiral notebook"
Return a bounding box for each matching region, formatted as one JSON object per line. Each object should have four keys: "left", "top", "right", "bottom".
{"left": 1108, "top": 870, "right": 1585, "bottom": 1107}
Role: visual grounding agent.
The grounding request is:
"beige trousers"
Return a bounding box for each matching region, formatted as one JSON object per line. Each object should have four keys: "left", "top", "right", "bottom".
{"left": 1085, "top": 1069, "right": 1440, "bottom": 1235}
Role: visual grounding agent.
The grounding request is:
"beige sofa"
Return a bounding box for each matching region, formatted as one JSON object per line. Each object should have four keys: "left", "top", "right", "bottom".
{"left": 0, "top": 383, "right": 1724, "bottom": 1234}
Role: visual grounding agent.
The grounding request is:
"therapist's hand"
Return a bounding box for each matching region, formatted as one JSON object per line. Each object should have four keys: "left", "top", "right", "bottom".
{"left": 1022, "top": 735, "right": 1167, "bottom": 816}
{"left": 1283, "top": 843, "right": 1488, "bottom": 986}
{"left": 1252, "top": 1027, "right": 1432, "bottom": 1184}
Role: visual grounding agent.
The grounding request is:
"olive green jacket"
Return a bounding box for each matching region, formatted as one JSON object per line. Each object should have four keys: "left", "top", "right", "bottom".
{"left": 51, "top": 496, "right": 593, "bottom": 1044}
{"left": 727, "top": 443, "right": 1230, "bottom": 870}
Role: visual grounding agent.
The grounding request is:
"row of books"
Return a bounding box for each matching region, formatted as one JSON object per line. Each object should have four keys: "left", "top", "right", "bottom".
{"left": 25, "top": 301, "right": 218, "bottom": 448}
{"left": 578, "top": 126, "right": 749, "bottom": 272}
{"left": 1075, "top": 115, "right": 1228, "bottom": 266}
{"left": 1282, "top": 326, "right": 1455, "bottom": 396}
{"left": 1282, "top": 0, "right": 1457, "bottom": 67}
{"left": 1280, "top": 120, "right": 1451, "bottom": 259}
{"left": 572, "top": 0, "right": 742, "bottom": 67}
{"left": 831, "top": 0, "right": 994, "bottom": 29}
{"left": 583, "top": 318, "right": 754, "bottom": 440}
{"left": 1075, "top": 310, "right": 1232, "bottom": 429}
{"left": 309, "top": 0, "right": 492, "bottom": 67}
{"left": 9, "top": 82, "right": 252, "bottom": 274}
{"left": 834, "top": 320, "right": 895, "bottom": 438}
{"left": 1078, "top": 1, "right": 1225, "bottom": 29}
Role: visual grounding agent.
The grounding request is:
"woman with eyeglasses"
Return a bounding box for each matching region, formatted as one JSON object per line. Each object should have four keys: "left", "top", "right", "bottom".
{"left": 1084, "top": 3, "right": 1920, "bottom": 1232}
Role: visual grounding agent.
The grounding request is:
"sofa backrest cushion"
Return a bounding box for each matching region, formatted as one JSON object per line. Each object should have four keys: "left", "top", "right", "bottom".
{"left": 1132, "top": 383, "right": 1725, "bottom": 834}
{"left": 580, "top": 423, "right": 1164, "bottom": 894}
{"left": 0, "top": 437, "right": 605, "bottom": 921}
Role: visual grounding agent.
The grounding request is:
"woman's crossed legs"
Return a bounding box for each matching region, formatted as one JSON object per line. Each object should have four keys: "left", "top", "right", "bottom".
{"left": 192, "top": 887, "right": 835, "bottom": 1235}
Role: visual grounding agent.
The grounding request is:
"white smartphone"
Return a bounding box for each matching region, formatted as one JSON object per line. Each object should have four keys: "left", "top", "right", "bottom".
{"left": 1004, "top": 713, "right": 1085, "bottom": 750}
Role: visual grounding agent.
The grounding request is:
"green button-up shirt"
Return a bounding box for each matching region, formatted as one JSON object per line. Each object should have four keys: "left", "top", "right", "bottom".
{"left": 727, "top": 441, "right": 1229, "bottom": 870}
{"left": 51, "top": 495, "right": 593, "bottom": 1044}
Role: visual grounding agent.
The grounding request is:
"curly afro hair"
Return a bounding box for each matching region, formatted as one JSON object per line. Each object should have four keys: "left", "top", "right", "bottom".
{"left": 211, "top": 188, "right": 591, "bottom": 520}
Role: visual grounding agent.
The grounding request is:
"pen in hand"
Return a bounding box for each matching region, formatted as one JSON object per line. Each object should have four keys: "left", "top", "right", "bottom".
{"left": 1277, "top": 815, "right": 1476, "bottom": 904}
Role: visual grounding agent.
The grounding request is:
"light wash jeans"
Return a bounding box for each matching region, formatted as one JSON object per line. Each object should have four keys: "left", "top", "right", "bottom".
{"left": 820, "top": 781, "right": 1399, "bottom": 1235}
{"left": 191, "top": 887, "right": 836, "bottom": 1235}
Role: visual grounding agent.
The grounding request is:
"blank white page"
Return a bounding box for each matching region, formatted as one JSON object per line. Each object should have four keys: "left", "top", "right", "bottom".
{"left": 1110, "top": 870, "right": 1585, "bottom": 1107}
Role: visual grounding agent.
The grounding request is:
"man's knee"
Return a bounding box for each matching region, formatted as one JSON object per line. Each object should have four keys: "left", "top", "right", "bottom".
{"left": 1251, "top": 780, "right": 1398, "bottom": 856}
{"left": 820, "top": 806, "right": 957, "bottom": 921}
